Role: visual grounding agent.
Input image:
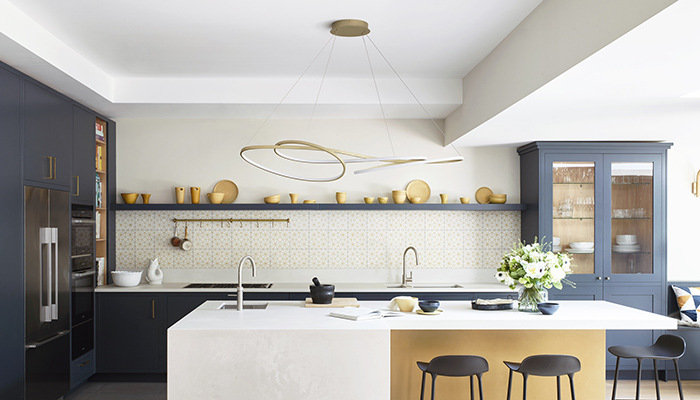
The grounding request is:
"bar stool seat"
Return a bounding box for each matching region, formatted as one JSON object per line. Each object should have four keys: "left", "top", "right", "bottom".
{"left": 504, "top": 354, "right": 581, "bottom": 400}
{"left": 416, "top": 355, "right": 489, "bottom": 400}
{"left": 608, "top": 334, "right": 686, "bottom": 400}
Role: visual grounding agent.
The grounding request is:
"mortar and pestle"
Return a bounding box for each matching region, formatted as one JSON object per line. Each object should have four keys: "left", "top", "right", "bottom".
{"left": 310, "top": 277, "right": 335, "bottom": 304}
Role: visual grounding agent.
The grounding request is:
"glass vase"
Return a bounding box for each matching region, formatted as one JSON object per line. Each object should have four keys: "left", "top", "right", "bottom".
{"left": 518, "top": 284, "right": 548, "bottom": 312}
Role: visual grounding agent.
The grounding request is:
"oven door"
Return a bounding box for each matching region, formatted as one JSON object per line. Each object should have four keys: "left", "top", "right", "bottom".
{"left": 71, "top": 269, "right": 94, "bottom": 326}
{"left": 71, "top": 220, "right": 95, "bottom": 258}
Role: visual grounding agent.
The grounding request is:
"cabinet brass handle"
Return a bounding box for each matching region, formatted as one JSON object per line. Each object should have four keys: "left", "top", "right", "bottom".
{"left": 44, "top": 156, "right": 52, "bottom": 179}
{"left": 79, "top": 360, "right": 92, "bottom": 367}
{"left": 152, "top": 300, "right": 155, "bottom": 319}
{"left": 52, "top": 157, "right": 57, "bottom": 179}
{"left": 72, "top": 176, "right": 80, "bottom": 196}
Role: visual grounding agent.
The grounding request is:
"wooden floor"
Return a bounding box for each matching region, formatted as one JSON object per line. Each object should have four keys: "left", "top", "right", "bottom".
{"left": 65, "top": 380, "right": 700, "bottom": 399}
{"left": 606, "top": 379, "right": 699, "bottom": 399}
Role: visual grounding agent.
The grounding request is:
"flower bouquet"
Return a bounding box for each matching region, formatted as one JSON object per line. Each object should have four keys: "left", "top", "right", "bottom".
{"left": 495, "top": 238, "right": 574, "bottom": 312}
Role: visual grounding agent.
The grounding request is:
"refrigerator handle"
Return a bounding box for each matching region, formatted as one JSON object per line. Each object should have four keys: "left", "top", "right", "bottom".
{"left": 51, "top": 227, "right": 59, "bottom": 320}
{"left": 25, "top": 330, "right": 69, "bottom": 349}
{"left": 39, "top": 228, "right": 52, "bottom": 323}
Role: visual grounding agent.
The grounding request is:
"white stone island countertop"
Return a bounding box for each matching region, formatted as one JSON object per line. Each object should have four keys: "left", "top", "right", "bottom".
{"left": 96, "top": 281, "right": 515, "bottom": 293}
{"left": 167, "top": 300, "right": 676, "bottom": 400}
{"left": 170, "top": 300, "right": 676, "bottom": 332}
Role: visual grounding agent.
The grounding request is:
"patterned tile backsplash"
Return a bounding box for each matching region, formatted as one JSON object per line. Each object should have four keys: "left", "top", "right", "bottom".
{"left": 115, "top": 210, "right": 521, "bottom": 272}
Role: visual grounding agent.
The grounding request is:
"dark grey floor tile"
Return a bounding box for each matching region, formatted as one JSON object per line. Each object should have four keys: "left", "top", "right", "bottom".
{"left": 97, "top": 382, "right": 166, "bottom": 394}
{"left": 65, "top": 382, "right": 107, "bottom": 400}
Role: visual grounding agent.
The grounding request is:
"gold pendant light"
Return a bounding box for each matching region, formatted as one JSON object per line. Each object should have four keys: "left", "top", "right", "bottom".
{"left": 240, "top": 20, "right": 463, "bottom": 182}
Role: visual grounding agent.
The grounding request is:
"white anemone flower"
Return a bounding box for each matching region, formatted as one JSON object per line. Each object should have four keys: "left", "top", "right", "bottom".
{"left": 524, "top": 261, "right": 546, "bottom": 279}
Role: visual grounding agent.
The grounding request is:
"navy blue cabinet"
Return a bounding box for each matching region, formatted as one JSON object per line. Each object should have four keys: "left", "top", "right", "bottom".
{"left": 518, "top": 142, "right": 671, "bottom": 372}
{"left": 0, "top": 63, "right": 25, "bottom": 400}
{"left": 72, "top": 106, "right": 97, "bottom": 205}
{"left": 97, "top": 294, "right": 164, "bottom": 374}
{"left": 24, "top": 80, "right": 73, "bottom": 189}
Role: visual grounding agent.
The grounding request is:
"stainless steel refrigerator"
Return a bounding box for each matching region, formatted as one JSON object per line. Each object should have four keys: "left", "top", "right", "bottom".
{"left": 24, "top": 187, "right": 70, "bottom": 400}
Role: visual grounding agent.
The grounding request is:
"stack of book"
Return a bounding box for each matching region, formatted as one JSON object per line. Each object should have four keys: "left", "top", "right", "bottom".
{"left": 95, "top": 122, "right": 105, "bottom": 141}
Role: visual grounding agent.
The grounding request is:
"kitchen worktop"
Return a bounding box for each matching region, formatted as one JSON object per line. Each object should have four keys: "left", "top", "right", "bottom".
{"left": 95, "top": 281, "right": 515, "bottom": 293}
{"left": 171, "top": 299, "right": 676, "bottom": 331}
{"left": 167, "top": 300, "right": 676, "bottom": 400}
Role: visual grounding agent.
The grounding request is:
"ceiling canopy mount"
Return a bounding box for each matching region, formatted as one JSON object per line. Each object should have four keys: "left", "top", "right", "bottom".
{"left": 330, "top": 20, "right": 370, "bottom": 37}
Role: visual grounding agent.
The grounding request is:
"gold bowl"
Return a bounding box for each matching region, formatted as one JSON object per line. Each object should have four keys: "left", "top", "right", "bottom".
{"left": 392, "top": 190, "right": 407, "bottom": 204}
{"left": 408, "top": 196, "right": 422, "bottom": 204}
{"left": 303, "top": 200, "right": 316, "bottom": 204}
{"left": 207, "top": 192, "right": 225, "bottom": 204}
{"left": 121, "top": 193, "right": 138, "bottom": 204}
{"left": 460, "top": 197, "right": 471, "bottom": 204}
{"left": 364, "top": 197, "right": 375, "bottom": 204}
{"left": 489, "top": 194, "right": 507, "bottom": 204}
{"left": 378, "top": 197, "right": 388, "bottom": 204}
{"left": 264, "top": 194, "right": 281, "bottom": 204}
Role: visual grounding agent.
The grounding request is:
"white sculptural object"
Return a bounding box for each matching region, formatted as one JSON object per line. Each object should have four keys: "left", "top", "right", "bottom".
{"left": 146, "top": 258, "right": 163, "bottom": 284}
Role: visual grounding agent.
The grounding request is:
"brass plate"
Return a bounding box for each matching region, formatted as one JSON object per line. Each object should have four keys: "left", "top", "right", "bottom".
{"left": 406, "top": 180, "right": 430, "bottom": 204}
{"left": 213, "top": 180, "right": 239, "bottom": 203}
{"left": 475, "top": 187, "right": 493, "bottom": 204}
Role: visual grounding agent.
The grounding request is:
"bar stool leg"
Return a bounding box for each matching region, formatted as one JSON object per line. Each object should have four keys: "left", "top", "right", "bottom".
{"left": 557, "top": 375, "right": 562, "bottom": 400}
{"left": 506, "top": 370, "right": 513, "bottom": 400}
{"left": 477, "top": 374, "right": 484, "bottom": 400}
{"left": 469, "top": 375, "right": 474, "bottom": 400}
{"left": 420, "top": 371, "right": 426, "bottom": 400}
{"left": 636, "top": 359, "right": 643, "bottom": 400}
{"left": 522, "top": 374, "right": 529, "bottom": 400}
{"left": 430, "top": 374, "right": 437, "bottom": 400}
{"left": 611, "top": 356, "right": 621, "bottom": 400}
{"left": 674, "top": 359, "right": 685, "bottom": 400}
{"left": 569, "top": 374, "right": 576, "bottom": 400}
{"left": 653, "top": 359, "right": 660, "bottom": 400}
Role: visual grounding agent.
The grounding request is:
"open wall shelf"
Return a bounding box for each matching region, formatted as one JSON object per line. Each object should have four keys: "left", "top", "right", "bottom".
{"left": 112, "top": 203, "right": 527, "bottom": 211}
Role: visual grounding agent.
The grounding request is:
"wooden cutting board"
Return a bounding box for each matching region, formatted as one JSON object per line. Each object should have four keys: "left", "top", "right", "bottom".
{"left": 304, "top": 297, "right": 360, "bottom": 308}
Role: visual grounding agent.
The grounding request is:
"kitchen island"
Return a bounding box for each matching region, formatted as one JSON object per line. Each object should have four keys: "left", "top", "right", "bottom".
{"left": 168, "top": 300, "right": 676, "bottom": 399}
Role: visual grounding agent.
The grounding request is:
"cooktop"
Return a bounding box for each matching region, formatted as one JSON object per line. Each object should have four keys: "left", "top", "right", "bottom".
{"left": 184, "top": 283, "right": 273, "bottom": 289}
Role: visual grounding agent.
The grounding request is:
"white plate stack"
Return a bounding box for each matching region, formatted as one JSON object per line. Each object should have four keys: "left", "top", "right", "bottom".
{"left": 552, "top": 237, "right": 562, "bottom": 252}
{"left": 568, "top": 242, "right": 594, "bottom": 254}
{"left": 613, "top": 234, "right": 640, "bottom": 253}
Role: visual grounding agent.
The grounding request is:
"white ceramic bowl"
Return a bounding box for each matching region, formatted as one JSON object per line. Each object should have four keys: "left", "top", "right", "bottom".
{"left": 569, "top": 242, "right": 594, "bottom": 250}
{"left": 552, "top": 237, "right": 561, "bottom": 246}
{"left": 616, "top": 235, "right": 638, "bottom": 245}
{"left": 111, "top": 271, "right": 143, "bottom": 287}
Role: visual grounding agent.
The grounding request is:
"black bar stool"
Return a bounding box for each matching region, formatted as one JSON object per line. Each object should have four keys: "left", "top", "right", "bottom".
{"left": 416, "top": 355, "right": 489, "bottom": 400}
{"left": 504, "top": 354, "right": 581, "bottom": 400}
{"left": 608, "top": 334, "right": 685, "bottom": 400}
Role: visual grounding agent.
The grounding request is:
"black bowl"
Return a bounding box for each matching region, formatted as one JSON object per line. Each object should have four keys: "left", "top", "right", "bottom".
{"left": 537, "top": 302, "right": 560, "bottom": 315}
{"left": 419, "top": 300, "right": 440, "bottom": 313}
{"left": 309, "top": 284, "right": 335, "bottom": 304}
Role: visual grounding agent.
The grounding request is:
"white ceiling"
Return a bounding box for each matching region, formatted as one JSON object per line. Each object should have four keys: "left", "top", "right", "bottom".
{"left": 1, "top": 0, "right": 697, "bottom": 147}
{"left": 0, "top": 0, "right": 541, "bottom": 120}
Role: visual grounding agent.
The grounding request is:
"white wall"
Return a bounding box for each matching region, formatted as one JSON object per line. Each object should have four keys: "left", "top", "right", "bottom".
{"left": 114, "top": 118, "right": 521, "bottom": 204}
{"left": 667, "top": 145, "right": 700, "bottom": 281}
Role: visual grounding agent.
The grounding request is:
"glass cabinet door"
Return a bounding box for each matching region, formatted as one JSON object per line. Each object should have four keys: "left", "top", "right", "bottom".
{"left": 552, "top": 161, "right": 597, "bottom": 276}
{"left": 609, "top": 162, "right": 654, "bottom": 276}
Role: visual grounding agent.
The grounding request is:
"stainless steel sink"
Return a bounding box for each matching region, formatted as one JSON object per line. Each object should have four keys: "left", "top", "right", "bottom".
{"left": 385, "top": 284, "right": 464, "bottom": 289}
{"left": 218, "top": 303, "right": 268, "bottom": 310}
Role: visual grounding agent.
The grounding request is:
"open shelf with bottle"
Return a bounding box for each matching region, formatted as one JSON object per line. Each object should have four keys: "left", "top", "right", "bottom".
{"left": 95, "top": 118, "right": 107, "bottom": 286}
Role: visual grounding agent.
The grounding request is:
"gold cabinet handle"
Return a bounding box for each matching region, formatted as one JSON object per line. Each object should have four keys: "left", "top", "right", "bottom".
{"left": 44, "top": 156, "right": 52, "bottom": 179}
{"left": 72, "top": 176, "right": 80, "bottom": 196}
{"left": 152, "top": 300, "right": 156, "bottom": 319}
{"left": 79, "top": 360, "right": 92, "bottom": 367}
{"left": 52, "top": 157, "right": 57, "bottom": 179}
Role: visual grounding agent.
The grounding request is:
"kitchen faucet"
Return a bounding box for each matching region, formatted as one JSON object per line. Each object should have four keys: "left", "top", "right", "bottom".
{"left": 237, "top": 256, "right": 257, "bottom": 311}
{"left": 401, "top": 246, "right": 418, "bottom": 288}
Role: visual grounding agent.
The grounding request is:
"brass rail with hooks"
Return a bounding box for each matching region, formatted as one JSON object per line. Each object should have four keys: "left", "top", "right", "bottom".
{"left": 172, "top": 218, "right": 290, "bottom": 227}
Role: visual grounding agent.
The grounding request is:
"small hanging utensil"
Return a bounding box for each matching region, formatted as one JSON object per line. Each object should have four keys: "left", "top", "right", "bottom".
{"left": 171, "top": 222, "right": 181, "bottom": 247}
{"left": 180, "top": 223, "right": 193, "bottom": 251}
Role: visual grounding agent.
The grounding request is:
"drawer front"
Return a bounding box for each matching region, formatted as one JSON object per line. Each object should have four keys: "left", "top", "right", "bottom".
{"left": 71, "top": 351, "right": 95, "bottom": 387}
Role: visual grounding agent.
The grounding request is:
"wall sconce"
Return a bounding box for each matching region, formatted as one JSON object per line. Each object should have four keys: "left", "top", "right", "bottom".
{"left": 693, "top": 170, "right": 700, "bottom": 197}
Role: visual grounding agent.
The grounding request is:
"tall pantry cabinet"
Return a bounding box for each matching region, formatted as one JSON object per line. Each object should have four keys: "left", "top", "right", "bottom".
{"left": 518, "top": 141, "right": 671, "bottom": 373}
{"left": 0, "top": 59, "right": 115, "bottom": 398}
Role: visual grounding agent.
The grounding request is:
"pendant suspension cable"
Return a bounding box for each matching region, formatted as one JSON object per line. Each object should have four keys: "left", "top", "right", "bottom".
{"left": 366, "top": 36, "right": 463, "bottom": 159}
{"left": 304, "top": 36, "right": 337, "bottom": 140}
{"left": 363, "top": 36, "right": 395, "bottom": 157}
{"left": 245, "top": 37, "right": 335, "bottom": 146}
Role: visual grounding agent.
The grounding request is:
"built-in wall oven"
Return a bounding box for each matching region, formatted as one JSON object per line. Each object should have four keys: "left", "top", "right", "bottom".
{"left": 71, "top": 204, "right": 95, "bottom": 359}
